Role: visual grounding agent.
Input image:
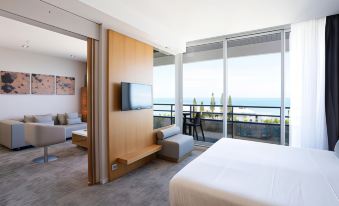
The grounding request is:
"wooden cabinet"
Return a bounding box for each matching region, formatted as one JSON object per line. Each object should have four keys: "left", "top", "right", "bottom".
{"left": 81, "top": 87, "right": 87, "bottom": 122}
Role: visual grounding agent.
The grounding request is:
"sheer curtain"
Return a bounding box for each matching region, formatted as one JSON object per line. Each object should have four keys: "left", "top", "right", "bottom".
{"left": 290, "top": 18, "right": 328, "bottom": 150}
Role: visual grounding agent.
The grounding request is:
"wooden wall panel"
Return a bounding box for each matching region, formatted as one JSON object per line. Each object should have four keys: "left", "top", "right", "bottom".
{"left": 107, "top": 30, "right": 154, "bottom": 181}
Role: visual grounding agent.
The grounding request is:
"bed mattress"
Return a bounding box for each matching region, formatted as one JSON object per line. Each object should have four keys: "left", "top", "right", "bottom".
{"left": 170, "top": 138, "right": 339, "bottom": 206}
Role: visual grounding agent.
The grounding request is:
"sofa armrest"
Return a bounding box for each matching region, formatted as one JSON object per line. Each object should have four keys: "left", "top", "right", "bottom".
{"left": 0, "top": 120, "right": 25, "bottom": 149}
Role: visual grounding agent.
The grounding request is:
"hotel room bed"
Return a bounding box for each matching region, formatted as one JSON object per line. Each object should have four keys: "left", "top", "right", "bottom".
{"left": 170, "top": 138, "right": 339, "bottom": 206}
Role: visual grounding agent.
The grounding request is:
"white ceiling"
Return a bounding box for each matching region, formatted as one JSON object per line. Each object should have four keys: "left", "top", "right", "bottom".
{"left": 76, "top": 0, "right": 339, "bottom": 53}
{"left": 0, "top": 16, "right": 87, "bottom": 62}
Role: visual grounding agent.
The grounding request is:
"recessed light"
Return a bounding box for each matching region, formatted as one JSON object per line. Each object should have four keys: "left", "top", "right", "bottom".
{"left": 21, "top": 40, "right": 30, "bottom": 48}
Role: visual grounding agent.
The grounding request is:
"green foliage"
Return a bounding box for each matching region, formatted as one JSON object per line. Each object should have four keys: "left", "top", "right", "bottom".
{"left": 193, "top": 97, "right": 198, "bottom": 112}
{"left": 200, "top": 101, "right": 204, "bottom": 112}
{"left": 263, "top": 118, "right": 280, "bottom": 124}
{"left": 193, "top": 97, "right": 197, "bottom": 105}
{"left": 228, "top": 95, "right": 232, "bottom": 106}
{"left": 243, "top": 117, "right": 249, "bottom": 122}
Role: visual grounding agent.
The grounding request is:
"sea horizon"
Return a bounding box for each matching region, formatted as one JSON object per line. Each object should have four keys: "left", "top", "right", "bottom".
{"left": 154, "top": 97, "right": 290, "bottom": 116}
{"left": 154, "top": 97, "right": 290, "bottom": 107}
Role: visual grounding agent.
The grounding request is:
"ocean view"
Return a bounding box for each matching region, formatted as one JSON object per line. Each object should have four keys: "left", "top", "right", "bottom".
{"left": 154, "top": 97, "right": 290, "bottom": 107}
{"left": 154, "top": 97, "right": 290, "bottom": 116}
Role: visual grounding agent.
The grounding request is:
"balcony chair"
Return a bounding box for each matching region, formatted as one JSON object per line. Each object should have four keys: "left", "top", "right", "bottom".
{"left": 186, "top": 112, "right": 205, "bottom": 141}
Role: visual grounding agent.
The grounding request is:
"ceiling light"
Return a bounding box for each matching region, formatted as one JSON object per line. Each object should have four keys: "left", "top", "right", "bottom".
{"left": 21, "top": 40, "right": 30, "bottom": 48}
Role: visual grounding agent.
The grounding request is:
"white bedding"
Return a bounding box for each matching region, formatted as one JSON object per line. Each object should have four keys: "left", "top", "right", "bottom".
{"left": 170, "top": 138, "right": 339, "bottom": 206}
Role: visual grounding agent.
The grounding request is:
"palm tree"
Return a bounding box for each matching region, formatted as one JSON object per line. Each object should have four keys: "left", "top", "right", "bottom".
{"left": 193, "top": 97, "right": 197, "bottom": 113}
{"left": 200, "top": 101, "right": 204, "bottom": 112}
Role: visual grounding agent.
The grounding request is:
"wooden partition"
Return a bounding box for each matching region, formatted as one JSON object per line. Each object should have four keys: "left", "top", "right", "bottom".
{"left": 107, "top": 30, "right": 156, "bottom": 181}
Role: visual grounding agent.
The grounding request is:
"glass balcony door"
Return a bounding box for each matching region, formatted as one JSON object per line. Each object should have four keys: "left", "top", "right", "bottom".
{"left": 225, "top": 31, "right": 286, "bottom": 145}
{"left": 182, "top": 42, "right": 224, "bottom": 144}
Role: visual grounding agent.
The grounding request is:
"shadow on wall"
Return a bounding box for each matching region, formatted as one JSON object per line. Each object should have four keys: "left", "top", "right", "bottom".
{"left": 112, "top": 83, "right": 121, "bottom": 111}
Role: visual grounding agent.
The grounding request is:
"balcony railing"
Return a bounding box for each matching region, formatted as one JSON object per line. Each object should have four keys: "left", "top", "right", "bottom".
{"left": 154, "top": 103, "right": 290, "bottom": 145}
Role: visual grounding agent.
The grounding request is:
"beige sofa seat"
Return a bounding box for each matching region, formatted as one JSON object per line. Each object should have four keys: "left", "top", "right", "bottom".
{"left": 25, "top": 123, "right": 66, "bottom": 163}
{"left": 60, "top": 123, "right": 87, "bottom": 138}
{"left": 0, "top": 120, "right": 27, "bottom": 149}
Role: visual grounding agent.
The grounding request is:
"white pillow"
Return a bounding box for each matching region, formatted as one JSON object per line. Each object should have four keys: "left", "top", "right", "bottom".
{"left": 67, "top": 117, "right": 82, "bottom": 125}
{"left": 157, "top": 126, "right": 181, "bottom": 140}
{"left": 66, "top": 112, "right": 79, "bottom": 119}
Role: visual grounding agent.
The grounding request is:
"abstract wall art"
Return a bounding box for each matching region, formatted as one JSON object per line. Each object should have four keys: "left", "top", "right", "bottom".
{"left": 56, "top": 76, "right": 75, "bottom": 95}
{"left": 31, "top": 73, "right": 55, "bottom": 95}
{"left": 0, "top": 71, "right": 30, "bottom": 94}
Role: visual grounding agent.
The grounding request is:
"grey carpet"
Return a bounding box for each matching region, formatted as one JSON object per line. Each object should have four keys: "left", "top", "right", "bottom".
{"left": 0, "top": 141, "right": 203, "bottom": 206}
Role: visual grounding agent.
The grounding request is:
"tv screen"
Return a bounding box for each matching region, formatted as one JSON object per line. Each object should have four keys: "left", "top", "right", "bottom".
{"left": 121, "top": 82, "right": 153, "bottom": 111}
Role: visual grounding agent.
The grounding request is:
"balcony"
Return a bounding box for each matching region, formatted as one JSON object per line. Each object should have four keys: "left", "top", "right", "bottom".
{"left": 154, "top": 104, "right": 289, "bottom": 145}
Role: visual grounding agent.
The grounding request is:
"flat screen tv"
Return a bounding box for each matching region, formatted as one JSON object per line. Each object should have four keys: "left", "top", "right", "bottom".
{"left": 121, "top": 82, "right": 153, "bottom": 111}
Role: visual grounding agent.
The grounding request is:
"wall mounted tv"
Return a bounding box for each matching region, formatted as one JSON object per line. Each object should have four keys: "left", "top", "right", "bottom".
{"left": 121, "top": 82, "right": 153, "bottom": 111}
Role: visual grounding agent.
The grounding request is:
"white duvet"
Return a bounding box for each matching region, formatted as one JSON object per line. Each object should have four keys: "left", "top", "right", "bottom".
{"left": 170, "top": 138, "right": 339, "bottom": 206}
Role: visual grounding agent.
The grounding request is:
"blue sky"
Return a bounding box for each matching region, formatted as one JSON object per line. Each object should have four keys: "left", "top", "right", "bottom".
{"left": 153, "top": 52, "right": 290, "bottom": 100}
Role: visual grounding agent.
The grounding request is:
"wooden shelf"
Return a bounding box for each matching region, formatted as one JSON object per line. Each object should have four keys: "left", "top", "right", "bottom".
{"left": 117, "top": 144, "right": 162, "bottom": 165}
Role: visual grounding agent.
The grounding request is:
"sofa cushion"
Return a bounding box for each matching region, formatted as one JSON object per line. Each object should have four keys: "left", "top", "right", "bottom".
{"left": 67, "top": 117, "right": 82, "bottom": 125}
{"left": 59, "top": 123, "right": 87, "bottom": 138}
{"left": 33, "top": 115, "right": 53, "bottom": 124}
{"left": 157, "top": 126, "right": 181, "bottom": 140}
{"left": 58, "top": 113, "right": 67, "bottom": 125}
{"left": 24, "top": 115, "right": 34, "bottom": 123}
{"left": 66, "top": 112, "right": 79, "bottom": 119}
{"left": 158, "top": 134, "right": 193, "bottom": 160}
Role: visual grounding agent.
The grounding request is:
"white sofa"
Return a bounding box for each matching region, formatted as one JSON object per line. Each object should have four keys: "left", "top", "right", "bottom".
{"left": 0, "top": 113, "right": 87, "bottom": 149}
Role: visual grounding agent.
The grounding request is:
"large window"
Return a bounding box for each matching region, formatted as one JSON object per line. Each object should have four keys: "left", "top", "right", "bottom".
{"left": 182, "top": 42, "right": 224, "bottom": 144}
{"left": 153, "top": 28, "right": 291, "bottom": 146}
{"left": 227, "top": 33, "right": 283, "bottom": 144}
{"left": 153, "top": 50, "right": 175, "bottom": 129}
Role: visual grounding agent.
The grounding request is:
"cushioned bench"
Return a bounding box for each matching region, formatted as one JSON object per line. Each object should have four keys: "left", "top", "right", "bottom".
{"left": 157, "top": 126, "right": 194, "bottom": 162}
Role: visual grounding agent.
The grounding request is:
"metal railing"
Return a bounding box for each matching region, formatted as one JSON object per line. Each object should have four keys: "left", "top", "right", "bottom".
{"left": 153, "top": 103, "right": 290, "bottom": 142}
{"left": 154, "top": 104, "right": 289, "bottom": 122}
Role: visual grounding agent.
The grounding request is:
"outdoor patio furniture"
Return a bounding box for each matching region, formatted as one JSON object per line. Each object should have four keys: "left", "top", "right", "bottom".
{"left": 186, "top": 112, "right": 205, "bottom": 141}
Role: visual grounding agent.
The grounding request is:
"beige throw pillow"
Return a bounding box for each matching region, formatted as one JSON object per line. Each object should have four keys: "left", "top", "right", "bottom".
{"left": 57, "top": 113, "right": 67, "bottom": 125}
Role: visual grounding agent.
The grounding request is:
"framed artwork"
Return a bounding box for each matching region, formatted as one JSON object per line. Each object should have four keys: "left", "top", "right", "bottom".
{"left": 56, "top": 76, "right": 75, "bottom": 95}
{"left": 0, "top": 71, "right": 30, "bottom": 94}
{"left": 31, "top": 74, "right": 55, "bottom": 95}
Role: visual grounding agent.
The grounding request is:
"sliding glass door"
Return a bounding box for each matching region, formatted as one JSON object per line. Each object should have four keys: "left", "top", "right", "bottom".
{"left": 225, "top": 30, "right": 288, "bottom": 145}
{"left": 182, "top": 42, "right": 224, "bottom": 144}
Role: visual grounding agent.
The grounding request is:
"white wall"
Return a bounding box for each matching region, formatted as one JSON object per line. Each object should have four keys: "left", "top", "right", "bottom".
{"left": 0, "top": 47, "right": 86, "bottom": 120}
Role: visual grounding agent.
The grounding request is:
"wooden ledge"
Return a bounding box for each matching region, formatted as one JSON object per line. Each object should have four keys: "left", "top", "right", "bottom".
{"left": 117, "top": 144, "right": 162, "bottom": 165}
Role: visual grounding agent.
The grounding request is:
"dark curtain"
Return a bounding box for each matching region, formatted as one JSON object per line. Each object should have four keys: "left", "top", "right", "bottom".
{"left": 325, "top": 14, "right": 339, "bottom": 150}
